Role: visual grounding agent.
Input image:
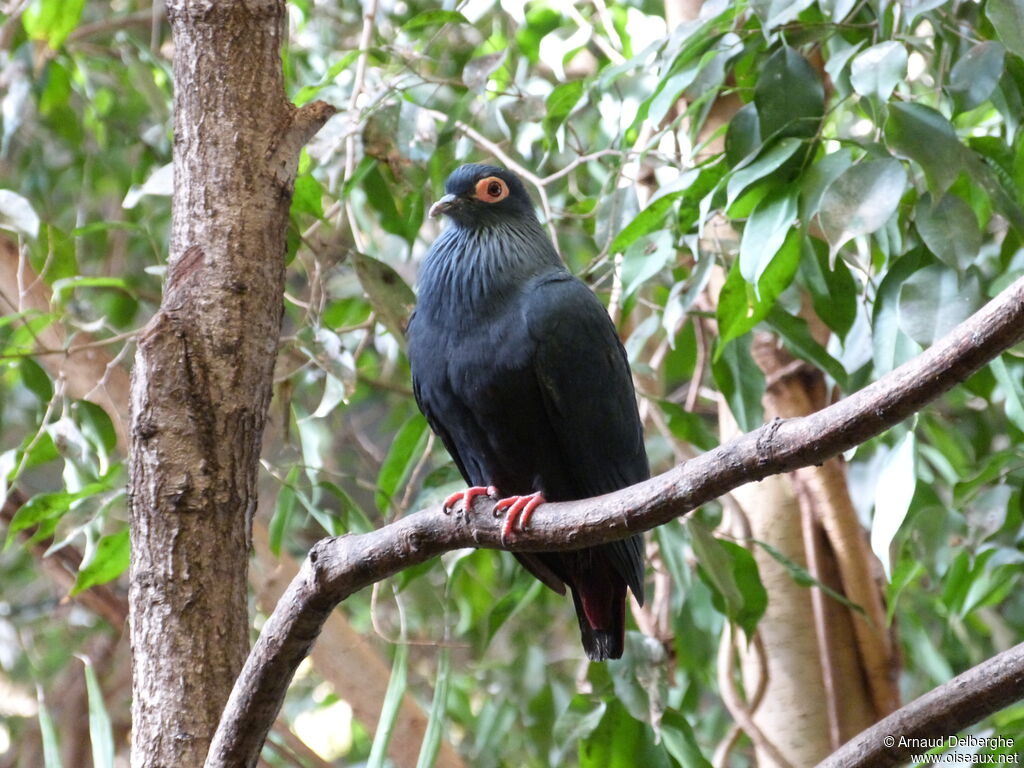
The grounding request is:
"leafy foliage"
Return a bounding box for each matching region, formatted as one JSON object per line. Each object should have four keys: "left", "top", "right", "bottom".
{"left": 1, "top": 0, "right": 1024, "bottom": 765}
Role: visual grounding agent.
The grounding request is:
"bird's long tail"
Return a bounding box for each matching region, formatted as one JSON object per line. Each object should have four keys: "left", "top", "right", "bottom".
{"left": 569, "top": 578, "right": 628, "bottom": 661}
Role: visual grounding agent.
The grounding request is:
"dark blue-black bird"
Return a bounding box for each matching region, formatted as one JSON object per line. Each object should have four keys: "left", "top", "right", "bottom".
{"left": 406, "top": 164, "right": 648, "bottom": 660}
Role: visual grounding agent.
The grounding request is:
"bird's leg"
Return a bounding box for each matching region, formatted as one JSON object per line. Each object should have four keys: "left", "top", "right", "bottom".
{"left": 443, "top": 485, "right": 498, "bottom": 514}
{"left": 494, "top": 492, "right": 546, "bottom": 544}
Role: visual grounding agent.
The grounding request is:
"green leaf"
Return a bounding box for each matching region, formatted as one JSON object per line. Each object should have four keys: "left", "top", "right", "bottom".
{"left": 611, "top": 170, "right": 698, "bottom": 253}
{"left": 401, "top": 9, "right": 469, "bottom": 30}
{"left": 751, "top": 0, "right": 815, "bottom": 35}
{"left": 898, "top": 264, "right": 983, "bottom": 346}
{"left": 716, "top": 229, "right": 801, "bottom": 347}
{"left": 948, "top": 42, "right": 1005, "bottom": 113}
{"left": 367, "top": 643, "right": 409, "bottom": 768}
{"left": 849, "top": 41, "right": 907, "bottom": 101}
{"left": 739, "top": 187, "right": 798, "bottom": 289}
{"left": 990, "top": 356, "right": 1024, "bottom": 432}
{"left": 660, "top": 710, "right": 713, "bottom": 768}
{"left": 482, "top": 579, "right": 542, "bottom": 650}
{"left": 660, "top": 401, "right": 718, "bottom": 451}
{"left": 800, "top": 148, "right": 855, "bottom": 221}
{"left": 71, "top": 530, "right": 129, "bottom": 596}
{"left": 870, "top": 432, "right": 917, "bottom": 580}
{"left": 987, "top": 0, "right": 1024, "bottom": 61}
{"left": 415, "top": 647, "right": 451, "bottom": 768}
{"left": 546, "top": 80, "right": 584, "bottom": 122}
{"left": 872, "top": 248, "right": 926, "bottom": 375}
{"left": 6, "top": 481, "right": 110, "bottom": 548}
{"left": 799, "top": 238, "right": 857, "bottom": 341}
{"left": 350, "top": 249, "right": 416, "bottom": 345}
{"left": 50, "top": 276, "right": 132, "bottom": 305}
{"left": 579, "top": 699, "right": 660, "bottom": 768}
{"left": 885, "top": 103, "right": 964, "bottom": 198}
{"left": 753, "top": 539, "right": 866, "bottom": 615}
{"left": 725, "top": 137, "right": 802, "bottom": 207}
{"left": 754, "top": 46, "right": 824, "bottom": 142}
{"left": 36, "top": 688, "right": 63, "bottom": 768}
{"left": 914, "top": 193, "right": 981, "bottom": 270}
{"left": 0, "top": 190, "right": 41, "bottom": 238}
{"left": 291, "top": 172, "right": 324, "bottom": 218}
{"left": 817, "top": 158, "right": 906, "bottom": 263}
{"left": 81, "top": 657, "right": 115, "bottom": 768}
{"left": 621, "top": 231, "right": 674, "bottom": 299}
{"left": 269, "top": 466, "right": 301, "bottom": 556}
{"left": 689, "top": 518, "right": 767, "bottom": 638}
{"left": 22, "top": 0, "right": 85, "bottom": 49}
{"left": 293, "top": 51, "right": 359, "bottom": 106}
{"left": 765, "top": 307, "right": 848, "bottom": 388}
{"left": 554, "top": 696, "right": 607, "bottom": 757}
{"left": 724, "top": 102, "right": 761, "bottom": 167}
{"left": 375, "top": 414, "right": 429, "bottom": 514}
{"left": 711, "top": 334, "right": 765, "bottom": 433}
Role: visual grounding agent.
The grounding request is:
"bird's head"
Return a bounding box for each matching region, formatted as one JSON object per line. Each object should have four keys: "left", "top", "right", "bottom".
{"left": 429, "top": 164, "right": 536, "bottom": 227}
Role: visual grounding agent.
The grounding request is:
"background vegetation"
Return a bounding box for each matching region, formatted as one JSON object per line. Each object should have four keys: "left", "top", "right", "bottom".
{"left": 1, "top": 0, "right": 1023, "bottom": 765}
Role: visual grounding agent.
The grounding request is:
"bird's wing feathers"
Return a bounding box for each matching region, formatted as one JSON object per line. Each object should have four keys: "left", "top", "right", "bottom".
{"left": 524, "top": 273, "right": 648, "bottom": 602}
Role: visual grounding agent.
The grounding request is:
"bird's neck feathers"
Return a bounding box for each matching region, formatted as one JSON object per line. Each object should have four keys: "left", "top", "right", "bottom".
{"left": 417, "top": 216, "right": 563, "bottom": 322}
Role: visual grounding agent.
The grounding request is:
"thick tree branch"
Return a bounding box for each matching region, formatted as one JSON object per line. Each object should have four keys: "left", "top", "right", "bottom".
{"left": 207, "top": 274, "right": 1024, "bottom": 767}
{"left": 815, "top": 642, "right": 1024, "bottom": 768}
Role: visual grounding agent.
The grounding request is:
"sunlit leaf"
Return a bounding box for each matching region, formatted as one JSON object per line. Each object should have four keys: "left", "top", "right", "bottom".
{"left": 885, "top": 103, "right": 964, "bottom": 198}
{"left": 71, "top": 529, "right": 129, "bottom": 596}
{"left": 415, "top": 647, "right": 451, "bottom": 768}
{"left": 36, "top": 688, "right": 63, "bottom": 768}
{"left": 987, "top": 0, "right": 1024, "bottom": 60}
{"left": 22, "top": 0, "right": 85, "bottom": 49}
{"left": 375, "top": 413, "right": 429, "bottom": 514}
{"left": 898, "top": 264, "right": 983, "bottom": 346}
{"left": 850, "top": 41, "right": 907, "bottom": 101}
{"left": 754, "top": 46, "right": 824, "bottom": 141}
{"left": 870, "top": 431, "right": 917, "bottom": 580}
{"left": 401, "top": 10, "right": 468, "bottom": 30}
{"left": 725, "top": 137, "right": 802, "bottom": 208}
{"left": 948, "top": 42, "right": 1005, "bottom": 113}
{"left": 711, "top": 334, "right": 765, "bottom": 432}
{"left": 81, "top": 657, "right": 115, "bottom": 768}
{"left": 990, "top": 356, "right": 1024, "bottom": 432}
{"left": 689, "top": 518, "right": 767, "bottom": 638}
{"left": 660, "top": 710, "right": 713, "bottom": 768}
{"left": 817, "top": 158, "right": 906, "bottom": 263}
{"left": 739, "top": 187, "right": 798, "bottom": 290}
{"left": 766, "top": 307, "right": 848, "bottom": 387}
{"left": 717, "top": 229, "right": 801, "bottom": 347}
{"left": 0, "top": 190, "right": 40, "bottom": 238}
{"left": 366, "top": 643, "right": 409, "bottom": 768}
{"left": 915, "top": 193, "right": 981, "bottom": 270}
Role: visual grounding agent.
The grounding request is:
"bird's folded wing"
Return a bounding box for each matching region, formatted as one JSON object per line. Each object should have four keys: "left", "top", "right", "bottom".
{"left": 524, "top": 272, "right": 648, "bottom": 602}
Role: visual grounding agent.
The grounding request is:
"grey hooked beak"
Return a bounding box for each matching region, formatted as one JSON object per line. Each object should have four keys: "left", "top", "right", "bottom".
{"left": 429, "top": 193, "right": 458, "bottom": 218}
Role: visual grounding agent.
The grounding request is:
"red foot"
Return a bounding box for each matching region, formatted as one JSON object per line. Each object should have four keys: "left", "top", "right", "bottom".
{"left": 495, "top": 492, "right": 546, "bottom": 544}
{"left": 443, "top": 485, "right": 498, "bottom": 514}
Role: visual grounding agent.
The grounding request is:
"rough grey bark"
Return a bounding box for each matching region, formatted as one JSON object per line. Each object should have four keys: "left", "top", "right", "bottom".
{"left": 207, "top": 274, "right": 1024, "bottom": 766}
{"left": 127, "top": 1, "right": 334, "bottom": 765}
{"left": 816, "top": 642, "right": 1024, "bottom": 768}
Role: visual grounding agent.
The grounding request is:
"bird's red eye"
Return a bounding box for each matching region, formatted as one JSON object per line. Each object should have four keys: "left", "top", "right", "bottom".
{"left": 475, "top": 176, "right": 509, "bottom": 203}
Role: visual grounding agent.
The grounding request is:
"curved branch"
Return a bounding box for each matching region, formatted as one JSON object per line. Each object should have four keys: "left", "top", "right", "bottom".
{"left": 815, "top": 642, "right": 1024, "bottom": 768}
{"left": 206, "top": 274, "right": 1024, "bottom": 767}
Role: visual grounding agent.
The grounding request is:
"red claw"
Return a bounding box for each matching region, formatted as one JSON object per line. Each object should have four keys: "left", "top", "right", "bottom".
{"left": 443, "top": 485, "right": 498, "bottom": 514}
{"left": 495, "top": 492, "right": 546, "bottom": 543}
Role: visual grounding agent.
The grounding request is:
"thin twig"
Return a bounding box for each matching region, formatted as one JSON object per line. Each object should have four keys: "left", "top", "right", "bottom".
{"left": 342, "top": 0, "right": 379, "bottom": 252}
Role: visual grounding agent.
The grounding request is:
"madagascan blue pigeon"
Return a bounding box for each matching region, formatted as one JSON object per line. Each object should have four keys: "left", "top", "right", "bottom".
{"left": 407, "top": 164, "right": 648, "bottom": 660}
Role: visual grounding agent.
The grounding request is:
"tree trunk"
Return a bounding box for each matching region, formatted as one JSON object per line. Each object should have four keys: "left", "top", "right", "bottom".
{"left": 127, "top": 1, "right": 333, "bottom": 764}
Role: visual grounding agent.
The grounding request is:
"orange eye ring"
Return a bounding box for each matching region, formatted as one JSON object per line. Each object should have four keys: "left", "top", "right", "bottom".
{"left": 474, "top": 176, "right": 510, "bottom": 203}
